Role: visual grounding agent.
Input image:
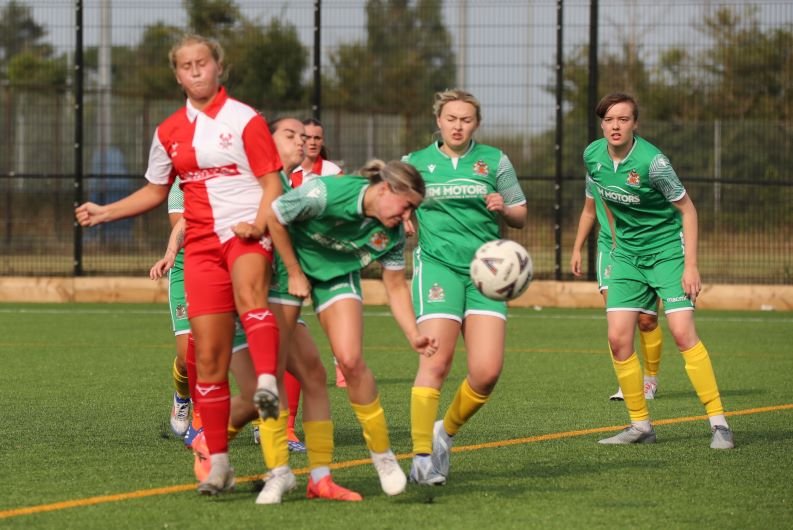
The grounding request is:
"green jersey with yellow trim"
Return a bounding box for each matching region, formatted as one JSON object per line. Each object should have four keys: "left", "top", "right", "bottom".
{"left": 584, "top": 136, "right": 686, "bottom": 254}
{"left": 272, "top": 175, "right": 405, "bottom": 281}
{"left": 403, "top": 141, "right": 526, "bottom": 275}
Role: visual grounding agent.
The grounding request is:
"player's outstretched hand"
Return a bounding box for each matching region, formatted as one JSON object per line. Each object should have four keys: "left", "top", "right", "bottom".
{"left": 411, "top": 334, "right": 439, "bottom": 357}
{"left": 75, "top": 202, "right": 108, "bottom": 227}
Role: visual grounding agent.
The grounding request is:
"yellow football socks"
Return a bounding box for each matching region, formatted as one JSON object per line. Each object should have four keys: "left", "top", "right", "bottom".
{"left": 682, "top": 341, "right": 724, "bottom": 417}
{"left": 443, "top": 378, "right": 488, "bottom": 436}
{"left": 612, "top": 352, "right": 650, "bottom": 422}
{"left": 351, "top": 395, "right": 391, "bottom": 454}
{"left": 258, "top": 410, "right": 289, "bottom": 470}
{"left": 411, "top": 386, "right": 441, "bottom": 454}
{"left": 226, "top": 423, "right": 240, "bottom": 441}
{"left": 172, "top": 357, "right": 190, "bottom": 399}
{"left": 304, "top": 420, "right": 334, "bottom": 470}
{"left": 639, "top": 326, "right": 663, "bottom": 377}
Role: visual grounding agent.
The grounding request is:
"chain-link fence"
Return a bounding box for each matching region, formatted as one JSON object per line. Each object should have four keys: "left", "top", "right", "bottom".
{"left": 1, "top": 0, "right": 791, "bottom": 283}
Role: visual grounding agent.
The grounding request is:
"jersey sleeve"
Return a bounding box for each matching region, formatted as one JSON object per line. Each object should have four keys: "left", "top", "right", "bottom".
{"left": 242, "top": 114, "right": 283, "bottom": 177}
{"left": 321, "top": 159, "right": 343, "bottom": 176}
{"left": 378, "top": 238, "right": 406, "bottom": 270}
{"left": 584, "top": 173, "right": 594, "bottom": 199}
{"left": 649, "top": 154, "right": 686, "bottom": 202}
{"left": 144, "top": 127, "right": 176, "bottom": 186}
{"left": 495, "top": 153, "right": 526, "bottom": 206}
{"left": 167, "top": 177, "right": 184, "bottom": 213}
{"left": 272, "top": 179, "right": 328, "bottom": 225}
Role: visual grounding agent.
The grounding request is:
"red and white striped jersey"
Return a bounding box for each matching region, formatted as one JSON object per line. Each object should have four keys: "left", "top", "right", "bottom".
{"left": 290, "top": 156, "right": 342, "bottom": 187}
{"left": 145, "top": 87, "right": 282, "bottom": 245}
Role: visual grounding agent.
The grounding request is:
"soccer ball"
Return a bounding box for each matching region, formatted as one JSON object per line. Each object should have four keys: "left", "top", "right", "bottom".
{"left": 470, "top": 239, "right": 533, "bottom": 301}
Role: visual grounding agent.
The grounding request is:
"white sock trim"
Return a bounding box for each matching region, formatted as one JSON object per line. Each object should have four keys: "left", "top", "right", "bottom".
{"left": 708, "top": 415, "right": 729, "bottom": 429}
{"left": 310, "top": 466, "right": 331, "bottom": 482}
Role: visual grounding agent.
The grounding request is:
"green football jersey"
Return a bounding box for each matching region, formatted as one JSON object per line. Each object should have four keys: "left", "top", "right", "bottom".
{"left": 167, "top": 177, "right": 184, "bottom": 213}
{"left": 403, "top": 141, "right": 526, "bottom": 274}
{"left": 583, "top": 136, "right": 686, "bottom": 254}
{"left": 584, "top": 178, "right": 612, "bottom": 248}
{"left": 271, "top": 175, "right": 405, "bottom": 282}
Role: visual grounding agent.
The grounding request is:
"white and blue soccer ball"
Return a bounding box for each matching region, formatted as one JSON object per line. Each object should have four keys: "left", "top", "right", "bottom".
{"left": 470, "top": 239, "right": 533, "bottom": 301}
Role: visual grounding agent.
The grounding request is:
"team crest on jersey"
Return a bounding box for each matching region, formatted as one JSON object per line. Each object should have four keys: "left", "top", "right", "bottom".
{"left": 626, "top": 170, "right": 641, "bottom": 187}
{"left": 473, "top": 160, "right": 489, "bottom": 177}
{"left": 428, "top": 283, "right": 445, "bottom": 302}
{"left": 175, "top": 303, "right": 187, "bottom": 319}
{"left": 219, "top": 133, "right": 233, "bottom": 149}
{"left": 368, "top": 231, "right": 389, "bottom": 251}
{"left": 428, "top": 164, "right": 436, "bottom": 173}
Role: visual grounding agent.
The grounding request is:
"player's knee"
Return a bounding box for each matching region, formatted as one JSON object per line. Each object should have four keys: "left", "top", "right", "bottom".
{"left": 233, "top": 286, "right": 268, "bottom": 314}
{"left": 637, "top": 314, "right": 659, "bottom": 332}
{"left": 607, "top": 335, "right": 631, "bottom": 358}
{"left": 469, "top": 371, "right": 499, "bottom": 395}
{"left": 423, "top": 360, "right": 452, "bottom": 384}
{"left": 335, "top": 354, "right": 365, "bottom": 381}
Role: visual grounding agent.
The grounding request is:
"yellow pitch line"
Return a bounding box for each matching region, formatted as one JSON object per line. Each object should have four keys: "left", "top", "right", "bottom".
{"left": 2, "top": 403, "right": 791, "bottom": 520}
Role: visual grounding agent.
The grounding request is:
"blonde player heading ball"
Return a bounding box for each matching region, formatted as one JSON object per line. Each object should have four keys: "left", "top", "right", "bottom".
{"left": 267, "top": 158, "right": 439, "bottom": 496}
{"left": 403, "top": 89, "right": 528, "bottom": 485}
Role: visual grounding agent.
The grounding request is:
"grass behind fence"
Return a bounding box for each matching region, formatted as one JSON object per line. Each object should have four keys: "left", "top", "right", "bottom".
{"left": 0, "top": 304, "right": 791, "bottom": 528}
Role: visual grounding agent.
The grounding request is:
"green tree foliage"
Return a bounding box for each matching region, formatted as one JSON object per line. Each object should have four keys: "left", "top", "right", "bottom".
{"left": 183, "top": 0, "right": 241, "bottom": 41}
{"left": 80, "top": 0, "right": 307, "bottom": 108}
{"left": 0, "top": 1, "right": 49, "bottom": 64}
{"left": 528, "top": 6, "right": 793, "bottom": 185}
{"left": 0, "top": 1, "right": 66, "bottom": 88}
{"left": 180, "top": 0, "right": 306, "bottom": 108}
{"left": 225, "top": 19, "right": 307, "bottom": 109}
{"left": 328, "top": 0, "right": 456, "bottom": 144}
{"left": 6, "top": 51, "right": 67, "bottom": 88}
{"left": 86, "top": 23, "right": 184, "bottom": 99}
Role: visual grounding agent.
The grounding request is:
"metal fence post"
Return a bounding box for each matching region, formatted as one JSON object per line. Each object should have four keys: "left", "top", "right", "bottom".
{"left": 73, "top": 0, "right": 84, "bottom": 277}
{"left": 586, "top": 0, "right": 599, "bottom": 281}
{"left": 554, "top": 0, "right": 564, "bottom": 281}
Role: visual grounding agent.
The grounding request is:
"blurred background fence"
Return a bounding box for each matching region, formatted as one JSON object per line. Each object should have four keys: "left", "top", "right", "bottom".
{"left": 0, "top": 0, "right": 791, "bottom": 283}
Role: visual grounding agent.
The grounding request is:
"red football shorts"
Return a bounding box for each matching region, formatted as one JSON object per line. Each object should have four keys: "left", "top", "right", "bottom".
{"left": 184, "top": 235, "right": 273, "bottom": 318}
